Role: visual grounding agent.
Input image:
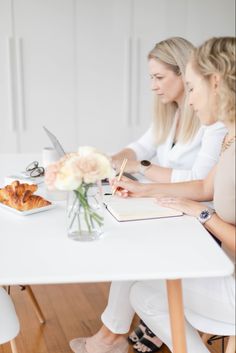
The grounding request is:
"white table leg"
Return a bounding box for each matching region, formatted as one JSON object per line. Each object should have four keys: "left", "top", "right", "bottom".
{"left": 166, "top": 279, "right": 187, "bottom": 353}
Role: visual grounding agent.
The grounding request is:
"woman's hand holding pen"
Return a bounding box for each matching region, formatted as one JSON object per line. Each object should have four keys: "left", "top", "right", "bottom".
{"left": 111, "top": 176, "right": 147, "bottom": 198}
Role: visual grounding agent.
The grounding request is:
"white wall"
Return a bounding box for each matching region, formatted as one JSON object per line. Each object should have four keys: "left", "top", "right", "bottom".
{"left": 185, "top": 0, "right": 235, "bottom": 44}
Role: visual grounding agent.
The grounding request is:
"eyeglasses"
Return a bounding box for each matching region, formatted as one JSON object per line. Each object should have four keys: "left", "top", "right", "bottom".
{"left": 25, "top": 161, "right": 45, "bottom": 178}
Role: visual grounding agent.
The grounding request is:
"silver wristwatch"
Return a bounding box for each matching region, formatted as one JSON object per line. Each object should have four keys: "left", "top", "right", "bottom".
{"left": 139, "top": 160, "right": 151, "bottom": 175}
{"left": 197, "top": 208, "right": 216, "bottom": 224}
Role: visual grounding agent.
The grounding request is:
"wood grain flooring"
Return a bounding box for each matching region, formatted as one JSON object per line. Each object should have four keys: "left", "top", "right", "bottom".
{"left": 0, "top": 284, "right": 225, "bottom": 353}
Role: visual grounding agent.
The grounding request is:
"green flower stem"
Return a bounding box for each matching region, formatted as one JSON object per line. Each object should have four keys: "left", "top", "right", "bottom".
{"left": 77, "top": 203, "right": 82, "bottom": 231}
{"left": 70, "top": 183, "right": 103, "bottom": 234}
{"left": 68, "top": 193, "right": 79, "bottom": 218}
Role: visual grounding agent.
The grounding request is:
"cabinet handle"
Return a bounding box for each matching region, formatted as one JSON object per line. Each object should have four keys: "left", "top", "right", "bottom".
{"left": 7, "top": 37, "right": 16, "bottom": 131}
{"left": 133, "top": 37, "right": 140, "bottom": 126}
{"left": 16, "top": 37, "right": 26, "bottom": 131}
{"left": 124, "top": 37, "right": 132, "bottom": 126}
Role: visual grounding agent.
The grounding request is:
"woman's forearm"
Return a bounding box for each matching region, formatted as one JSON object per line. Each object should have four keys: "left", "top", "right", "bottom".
{"left": 112, "top": 148, "right": 137, "bottom": 162}
{"left": 116, "top": 168, "right": 214, "bottom": 200}
{"left": 142, "top": 180, "right": 212, "bottom": 201}
{"left": 156, "top": 193, "right": 235, "bottom": 253}
{"left": 205, "top": 214, "right": 236, "bottom": 253}
{"left": 144, "top": 165, "right": 172, "bottom": 182}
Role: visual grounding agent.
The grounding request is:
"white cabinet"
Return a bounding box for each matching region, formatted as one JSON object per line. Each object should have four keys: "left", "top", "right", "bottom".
{"left": 0, "top": 0, "right": 77, "bottom": 153}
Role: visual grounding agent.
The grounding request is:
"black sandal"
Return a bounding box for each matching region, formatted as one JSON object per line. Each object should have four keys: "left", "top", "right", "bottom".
{"left": 133, "top": 327, "right": 162, "bottom": 353}
{"left": 127, "top": 319, "right": 147, "bottom": 344}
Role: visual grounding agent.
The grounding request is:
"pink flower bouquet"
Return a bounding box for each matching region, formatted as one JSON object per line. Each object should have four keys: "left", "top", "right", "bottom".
{"left": 45, "top": 147, "right": 114, "bottom": 240}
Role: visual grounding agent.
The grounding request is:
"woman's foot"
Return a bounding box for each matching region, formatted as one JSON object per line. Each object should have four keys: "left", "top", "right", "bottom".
{"left": 128, "top": 321, "right": 147, "bottom": 344}
{"left": 70, "top": 327, "right": 128, "bottom": 353}
{"left": 133, "top": 332, "right": 163, "bottom": 353}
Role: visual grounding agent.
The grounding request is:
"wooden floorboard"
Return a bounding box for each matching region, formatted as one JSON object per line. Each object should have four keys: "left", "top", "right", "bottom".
{"left": 0, "top": 284, "right": 224, "bottom": 353}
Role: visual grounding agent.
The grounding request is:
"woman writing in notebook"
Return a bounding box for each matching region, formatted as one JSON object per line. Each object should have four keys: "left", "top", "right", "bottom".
{"left": 69, "top": 36, "right": 235, "bottom": 353}
{"left": 114, "top": 36, "right": 236, "bottom": 353}
{"left": 71, "top": 38, "right": 236, "bottom": 353}
{"left": 110, "top": 36, "right": 227, "bottom": 352}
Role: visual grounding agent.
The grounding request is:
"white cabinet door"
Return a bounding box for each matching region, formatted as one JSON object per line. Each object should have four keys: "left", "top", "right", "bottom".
{"left": 0, "top": 0, "right": 77, "bottom": 153}
{"left": 0, "top": 0, "right": 18, "bottom": 152}
{"left": 186, "top": 0, "right": 235, "bottom": 43}
{"left": 75, "top": 0, "right": 132, "bottom": 153}
{"left": 13, "top": 0, "right": 77, "bottom": 153}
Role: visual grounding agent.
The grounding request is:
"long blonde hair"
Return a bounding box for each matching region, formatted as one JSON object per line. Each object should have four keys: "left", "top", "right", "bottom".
{"left": 191, "top": 37, "right": 236, "bottom": 124}
{"left": 148, "top": 37, "right": 200, "bottom": 144}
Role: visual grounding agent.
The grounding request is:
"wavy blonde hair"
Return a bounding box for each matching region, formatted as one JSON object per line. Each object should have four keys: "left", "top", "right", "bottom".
{"left": 190, "top": 37, "right": 236, "bottom": 124}
{"left": 148, "top": 37, "right": 200, "bottom": 144}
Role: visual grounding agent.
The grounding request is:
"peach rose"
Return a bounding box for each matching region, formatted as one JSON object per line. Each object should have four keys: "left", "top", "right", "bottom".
{"left": 45, "top": 161, "right": 61, "bottom": 190}
{"left": 54, "top": 158, "right": 82, "bottom": 191}
{"left": 45, "top": 147, "right": 114, "bottom": 191}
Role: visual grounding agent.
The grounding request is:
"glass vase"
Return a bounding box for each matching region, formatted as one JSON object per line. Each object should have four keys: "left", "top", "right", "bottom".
{"left": 66, "top": 183, "right": 104, "bottom": 241}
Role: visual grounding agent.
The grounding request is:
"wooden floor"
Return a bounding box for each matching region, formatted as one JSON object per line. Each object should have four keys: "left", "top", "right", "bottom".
{"left": 0, "top": 284, "right": 224, "bottom": 353}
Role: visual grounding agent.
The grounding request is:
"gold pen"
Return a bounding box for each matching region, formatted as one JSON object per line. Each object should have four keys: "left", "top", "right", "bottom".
{"left": 112, "top": 158, "right": 128, "bottom": 196}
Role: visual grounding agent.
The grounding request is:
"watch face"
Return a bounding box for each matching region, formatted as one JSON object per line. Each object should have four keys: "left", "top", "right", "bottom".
{"left": 198, "top": 208, "right": 215, "bottom": 224}
{"left": 141, "top": 160, "right": 151, "bottom": 167}
{"left": 201, "top": 210, "right": 209, "bottom": 219}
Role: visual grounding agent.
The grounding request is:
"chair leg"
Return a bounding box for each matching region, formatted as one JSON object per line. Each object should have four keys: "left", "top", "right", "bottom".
{"left": 23, "top": 285, "right": 46, "bottom": 324}
{"left": 3, "top": 285, "right": 11, "bottom": 294}
{"left": 225, "top": 336, "right": 235, "bottom": 353}
{"left": 10, "top": 339, "right": 18, "bottom": 353}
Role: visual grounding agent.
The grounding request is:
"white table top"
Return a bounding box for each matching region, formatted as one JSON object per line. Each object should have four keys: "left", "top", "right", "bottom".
{"left": 0, "top": 154, "right": 234, "bottom": 286}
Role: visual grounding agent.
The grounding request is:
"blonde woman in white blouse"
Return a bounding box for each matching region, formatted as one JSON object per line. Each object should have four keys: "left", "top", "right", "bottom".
{"left": 112, "top": 37, "right": 227, "bottom": 185}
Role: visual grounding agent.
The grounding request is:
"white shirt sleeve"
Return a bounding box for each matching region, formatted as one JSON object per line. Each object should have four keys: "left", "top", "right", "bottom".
{"left": 127, "top": 127, "right": 157, "bottom": 161}
{"left": 171, "top": 122, "right": 227, "bottom": 182}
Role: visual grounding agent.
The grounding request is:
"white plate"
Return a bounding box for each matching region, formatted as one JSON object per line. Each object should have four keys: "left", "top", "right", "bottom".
{"left": 0, "top": 201, "right": 56, "bottom": 216}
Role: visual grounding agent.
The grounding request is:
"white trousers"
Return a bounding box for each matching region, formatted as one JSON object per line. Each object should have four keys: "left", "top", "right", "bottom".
{"left": 101, "top": 276, "right": 235, "bottom": 353}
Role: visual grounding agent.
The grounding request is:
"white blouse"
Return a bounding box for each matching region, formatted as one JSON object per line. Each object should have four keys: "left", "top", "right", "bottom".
{"left": 127, "top": 116, "right": 227, "bottom": 182}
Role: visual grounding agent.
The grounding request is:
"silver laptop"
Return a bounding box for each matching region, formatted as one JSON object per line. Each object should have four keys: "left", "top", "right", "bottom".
{"left": 43, "top": 126, "right": 66, "bottom": 158}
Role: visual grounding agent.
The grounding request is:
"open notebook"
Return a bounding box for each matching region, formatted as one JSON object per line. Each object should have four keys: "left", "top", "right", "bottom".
{"left": 104, "top": 196, "right": 183, "bottom": 222}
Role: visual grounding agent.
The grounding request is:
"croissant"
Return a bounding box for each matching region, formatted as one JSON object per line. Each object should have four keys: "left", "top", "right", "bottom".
{"left": 0, "top": 189, "right": 5, "bottom": 203}
{"left": 5, "top": 192, "right": 51, "bottom": 211}
{"left": 0, "top": 181, "right": 37, "bottom": 202}
{"left": 13, "top": 180, "right": 37, "bottom": 193}
{"left": 0, "top": 185, "right": 14, "bottom": 202}
{"left": 22, "top": 194, "right": 51, "bottom": 211}
{"left": 0, "top": 181, "right": 51, "bottom": 211}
